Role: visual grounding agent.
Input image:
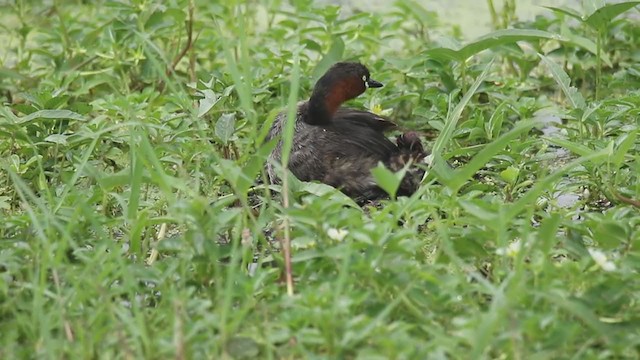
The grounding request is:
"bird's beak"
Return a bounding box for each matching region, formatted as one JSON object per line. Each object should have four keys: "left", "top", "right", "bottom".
{"left": 366, "top": 79, "right": 383, "bottom": 88}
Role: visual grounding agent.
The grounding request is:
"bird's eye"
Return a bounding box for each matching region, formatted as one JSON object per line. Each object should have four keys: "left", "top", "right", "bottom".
{"left": 362, "top": 75, "right": 368, "bottom": 87}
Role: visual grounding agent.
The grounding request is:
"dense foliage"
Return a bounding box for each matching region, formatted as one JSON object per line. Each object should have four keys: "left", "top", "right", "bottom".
{"left": 1, "top": 0, "right": 639, "bottom": 358}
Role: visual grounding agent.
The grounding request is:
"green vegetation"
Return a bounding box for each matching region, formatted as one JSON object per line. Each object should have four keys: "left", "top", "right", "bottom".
{"left": 1, "top": 0, "right": 639, "bottom": 358}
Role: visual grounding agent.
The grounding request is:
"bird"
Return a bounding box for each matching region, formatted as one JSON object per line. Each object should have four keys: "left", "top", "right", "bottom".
{"left": 265, "top": 61, "right": 426, "bottom": 204}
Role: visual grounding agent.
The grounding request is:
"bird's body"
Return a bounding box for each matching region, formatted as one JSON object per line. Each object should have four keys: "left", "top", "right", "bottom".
{"left": 266, "top": 62, "right": 426, "bottom": 203}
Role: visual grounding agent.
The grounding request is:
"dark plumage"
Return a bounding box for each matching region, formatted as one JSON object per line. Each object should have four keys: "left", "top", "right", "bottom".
{"left": 266, "top": 62, "right": 426, "bottom": 204}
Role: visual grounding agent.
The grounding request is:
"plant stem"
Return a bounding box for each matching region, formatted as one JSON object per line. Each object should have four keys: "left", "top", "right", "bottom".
{"left": 595, "top": 29, "right": 602, "bottom": 100}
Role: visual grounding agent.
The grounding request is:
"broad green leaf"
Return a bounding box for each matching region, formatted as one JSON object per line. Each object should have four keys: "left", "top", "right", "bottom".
{"left": 298, "top": 182, "right": 359, "bottom": 208}
{"left": 44, "top": 134, "right": 68, "bottom": 145}
{"left": 593, "top": 221, "right": 628, "bottom": 249}
{"left": 584, "top": 1, "right": 640, "bottom": 30}
{"left": 226, "top": 336, "right": 260, "bottom": 359}
{"left": 197, "top": 89, "right": 220, "bottom": 117}
{"left": 451, "top": 236, "right": 489, "bottom": 258}
{"left": 500, "top": 166, "right": 520, "bottom": 185}
{"left": 0, "top": 67, "right": 28, "bottom": 80}
{"left": 371, "top": 163, "right": 405, "bottom": 198}
{"left": 538, "top": 54, "right": 586, "bottom": 110}
{"left": 215, "top": 113, "right": 236, "bottom": 144}
{"left": 428, "top": 153, "right": 456, "bottom": 187}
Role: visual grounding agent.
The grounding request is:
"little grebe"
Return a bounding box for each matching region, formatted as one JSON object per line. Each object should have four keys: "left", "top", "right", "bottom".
{"left": 266, "top": 62, "right": 426, "bottom": 203}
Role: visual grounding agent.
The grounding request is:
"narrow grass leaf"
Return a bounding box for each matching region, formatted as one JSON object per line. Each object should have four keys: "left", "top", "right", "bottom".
{"left": 19, "top": 110, "right": 85, "bottom": 123}
{"left": 128, "top": 126, "right": 144, "bottom": 220}
{"left": 538, "top": 213, "right": 562, "bottom": 254}
{"left": 544, "top": 137, "right": 602, "bottom": 158}
{"left": 311, "top": 36, "right": 345, "bottom": 81}
{"left": 432, "top": 58, "right": 494, "bottom": 156}
{"left": 543, "top": 6, "right": 585, "bottom": 21}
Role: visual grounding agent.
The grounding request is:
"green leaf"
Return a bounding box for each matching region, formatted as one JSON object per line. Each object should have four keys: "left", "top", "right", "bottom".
{"left": 536, "top": 291, "right": 612, "bottom": 338}
{"left": 584, "top": 1, "right": 640, "bottom": 30}
{"left": 425, "top": 29, "right": 563, "bottom": 62}
{"left": 538, "top": 214, "right": 562, "bottom": 254}
{"left": 448, "top": 119, "right": 539, "bottom": 193}
{"left": 226, "top": 336, "right": 260, "bottom": 359}
{"left": 500, "top": 166, "right": 519, "bottom": 185}
{"left": 0, "top": 196, "right": 10, "bottom": 210}
{"left": 197, "top": 89, "right": 220, "bottom": 117}
{"left": 508, "top": 148, "right": 611, "bottom": 221}
{"left": 544, "top": 137, "right": 599, "bottom": 158}
{"left": 44, "top": 95, "right": 70, "bottom": 109}
{"left": 19, "top": 109, "right": 85, "bottom": 123}
{"left": 215, "top": 113, "right": 236, "bottom": 144}
{"left": 538, "top": 54, "right": 586, "bottom": 110}
{"left": 562, "top": 33, "right": 612, "bottom": 67}
{"left": 543, "top": 6, "right": 585, "bottom": 21}
{"left": 297, "top": 182, "right": 359, "bottom": 207}
{"left": 371, "top": 163, "right": 405, "bottom": 199}
{"left": 486, "top": 101, "right": 508, "bottom": 140}
{"left": 458, "top": 200, "right": 498, "bottom": 222}
{"left": 432, "top": 59, "right": 494, "bottom": 157}
{"left": 0, "top": 67, "right": 29, "bottom": 80}
{"left": 611, "top": 130, "right": 637, "bottom": 168}
{"left": 593, "top": 221, "right": 628, "bottom": 249}
{"left": 44, "top": 134, "right": 68, "bottom": 145}
{"left": 311, "top": 36, "right": 345, "bottom": 81}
